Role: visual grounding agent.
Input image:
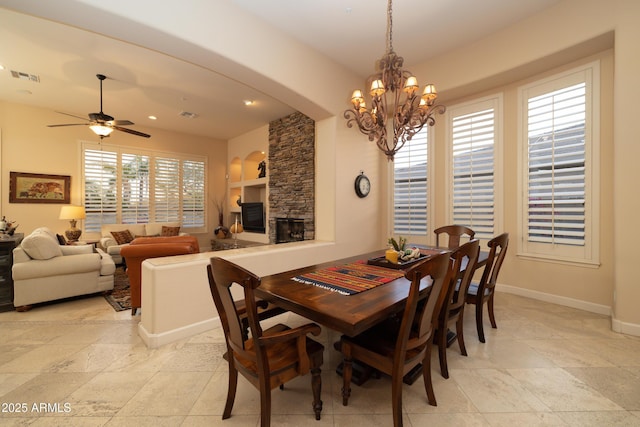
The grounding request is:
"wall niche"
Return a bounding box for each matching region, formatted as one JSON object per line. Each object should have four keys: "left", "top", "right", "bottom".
{"left": 268, "top": 111, "right": 315, "bottom": 243}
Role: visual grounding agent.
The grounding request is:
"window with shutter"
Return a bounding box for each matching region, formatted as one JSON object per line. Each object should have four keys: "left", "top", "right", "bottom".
{"left": 121, "top": 153, "right": 150, "bottom": 224}
{"left": 518, "top": 62, "right": 599, "bottom": 264}
{"left": 82, "top": 142, "right": 207, "bottom": 233}
{"left": 182, "top": 160, "right": 206, "bottom": 227}
{"left": 154, "top": 157, "right": 181, "bottom": 223}
{"left": 84, "top": 148, "right": 117, "bottom": 232}
{"left": 448, "top": 98, "right": 499, "bottom": 240}
{"left": 393, "top": 129, "right": 429, "bottom": 236}
{"left": 527, "top": 83, "right": 585, "bottom": 245}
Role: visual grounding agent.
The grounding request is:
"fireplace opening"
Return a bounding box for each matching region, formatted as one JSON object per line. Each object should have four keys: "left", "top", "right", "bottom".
{"left": 276, "top": 218, "right": 304, "bottom": 244}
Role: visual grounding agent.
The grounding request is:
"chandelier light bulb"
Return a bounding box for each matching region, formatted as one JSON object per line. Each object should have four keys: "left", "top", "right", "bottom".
{"left": 351, "top": 90, "right": 365, "bottom": 107}
{"left": 370, "top": 79, "right": 386, "bottom": 97}
{"left": 403, "top": 76, "right": 419, "bottom": 94}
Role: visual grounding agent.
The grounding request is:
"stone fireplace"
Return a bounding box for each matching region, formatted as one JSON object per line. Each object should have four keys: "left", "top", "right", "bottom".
{"left": 268, "top": 112, "right": 315, "bottom": 244}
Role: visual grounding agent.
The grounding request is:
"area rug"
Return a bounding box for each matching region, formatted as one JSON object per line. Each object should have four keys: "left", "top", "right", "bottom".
{"left": 292, "top": 261, "right": 404, "bottom": 295}
{"left": 104, "top": 266, "right": 131, "bottom": 312}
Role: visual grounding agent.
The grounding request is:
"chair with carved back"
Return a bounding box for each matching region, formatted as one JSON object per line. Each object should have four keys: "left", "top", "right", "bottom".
{"left": 207, "top": 257, "right": 324, "bottom": 427}
{"left": 434, "top": 225, "right": 475, "bottom": 249}
{"left": 435, "top": 239, "right": 479, "bottom": 379}
{"left": 337, "top": 252, "right": 452, "bottom": 427}
{"left": 465, "top": 232, "right": 509, "bottom": 343}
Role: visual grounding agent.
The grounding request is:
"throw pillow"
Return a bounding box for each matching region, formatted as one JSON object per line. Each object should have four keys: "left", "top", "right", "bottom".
{"left": 111, "top": 229, "right": 135, "bottom": 245}
{"left": 21, "top": 229, "right": 64, "bottom": 260}
{"left": 56, "top": 234, "right": 67, "bottom": 245}
{"left": 161, "top": 226, "right": 180, "bottom": 236}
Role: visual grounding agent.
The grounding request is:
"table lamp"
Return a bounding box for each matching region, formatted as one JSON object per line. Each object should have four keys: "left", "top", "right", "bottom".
{"left": 59, "top": 205, "right": 86, "bottom": 242}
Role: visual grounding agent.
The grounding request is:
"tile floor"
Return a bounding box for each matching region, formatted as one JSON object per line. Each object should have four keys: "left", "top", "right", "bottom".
{"left": 0, "top": 291, "right": 639, "bottom": 426}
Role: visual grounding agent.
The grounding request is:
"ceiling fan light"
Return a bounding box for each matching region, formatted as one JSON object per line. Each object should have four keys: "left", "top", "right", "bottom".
{"left": 90, "top": 124, "right": 114, "bottom": 136}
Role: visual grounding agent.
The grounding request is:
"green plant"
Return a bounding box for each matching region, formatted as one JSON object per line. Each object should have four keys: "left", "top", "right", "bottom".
{"left": 388, "top": 236, "right": 406, "bottom": 251}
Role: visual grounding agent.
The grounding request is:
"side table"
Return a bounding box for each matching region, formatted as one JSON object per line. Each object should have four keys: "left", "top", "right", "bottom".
{"left": 0, "top": 233, "right": 24, "bottom": 312}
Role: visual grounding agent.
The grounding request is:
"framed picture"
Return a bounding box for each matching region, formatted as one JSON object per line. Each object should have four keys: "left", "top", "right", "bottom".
{"left": 9, "top": 172, "right": 71, "bottom": 204}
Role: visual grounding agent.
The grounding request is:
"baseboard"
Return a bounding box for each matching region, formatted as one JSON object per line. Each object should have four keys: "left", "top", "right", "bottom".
{"left": 496, "top": 283, "right": 611, "bottom": 316}
{"left": 611, "top": 316, "right": 640, "bottom": 337}
{"left": 138, "top": 316, "right": 223, "bottom": 348}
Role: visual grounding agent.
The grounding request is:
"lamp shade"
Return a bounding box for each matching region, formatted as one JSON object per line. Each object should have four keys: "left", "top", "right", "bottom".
{"left": 59, "top": 205, "right": 86, "bottom": 220}
{"left": 89, "top": 125, "right": 114, "bottom": 137}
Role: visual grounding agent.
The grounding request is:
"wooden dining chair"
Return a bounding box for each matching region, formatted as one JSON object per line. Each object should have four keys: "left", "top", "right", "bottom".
{"left": 207, "top": 257, "right": 324, "bottom": 427}
{"left": 337, "top": 252, "right": 452, "bottom": 427}
{"left": 465, "top": 232, "right": 509, "bottom": 343}
{"left": 434, "top": 225, "right": 475, "bottom": 249}
{"left": 435, "top": 239, "right": 480, "bottom": 379}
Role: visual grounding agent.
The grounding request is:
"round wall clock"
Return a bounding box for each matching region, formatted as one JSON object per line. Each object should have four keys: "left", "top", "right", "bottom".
{"left": 354, "top": 172, "right": 371, "bottom": 198}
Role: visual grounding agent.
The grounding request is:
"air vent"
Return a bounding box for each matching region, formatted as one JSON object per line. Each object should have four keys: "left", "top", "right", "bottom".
{"left": 10, "top": 70, "right": 40, "bottom": 83}
{"left": 178, "top": 111, "right": 198, "bottom": 119}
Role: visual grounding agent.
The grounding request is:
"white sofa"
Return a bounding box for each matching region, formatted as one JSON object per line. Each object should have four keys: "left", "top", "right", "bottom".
{"left": 12, "top": 227, "right": 116, "bottom": 310}
{"left": 98, "top": 222, "right": 185, "bottom": 264}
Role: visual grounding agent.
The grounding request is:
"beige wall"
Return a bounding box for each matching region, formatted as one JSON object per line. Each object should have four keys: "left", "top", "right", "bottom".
{"left": 0, "top": 100, "right": 227, "bottom": 249}
{"left": 414, "top": 0, "right": 639, "bottom": 332}
{"left": 426, "top": 51, "right": 614, "bottom": 310}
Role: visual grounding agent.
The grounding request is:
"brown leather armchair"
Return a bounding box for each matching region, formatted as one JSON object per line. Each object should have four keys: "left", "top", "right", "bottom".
{"left": 120, "top": 236, "right": 200, "bottom": 315}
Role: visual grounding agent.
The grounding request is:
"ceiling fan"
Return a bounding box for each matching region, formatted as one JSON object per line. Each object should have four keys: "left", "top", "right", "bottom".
{"left": 47, "top": 74, "right": 151, "bottom": 138}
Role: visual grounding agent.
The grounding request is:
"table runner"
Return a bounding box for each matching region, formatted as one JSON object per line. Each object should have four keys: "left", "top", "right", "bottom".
{"left": 292, "top": 260, "right": 405, "bottom": 295}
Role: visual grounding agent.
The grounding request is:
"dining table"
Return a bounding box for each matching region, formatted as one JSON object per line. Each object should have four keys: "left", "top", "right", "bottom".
{"left": 256, "top": 247, "right": 488, "bottom": 336}
{"left": 254, "top": 246, "right": 488, "bottom": 384}
{"left": 255, "top": 249, "right": 440, "bottom": 337}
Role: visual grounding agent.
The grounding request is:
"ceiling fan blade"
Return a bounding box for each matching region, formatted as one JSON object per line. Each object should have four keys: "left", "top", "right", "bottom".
{"left": 113, "top": 126, "right": 151, "bottom": 138}
{"left": 108, "top": 119, "right": 134, "bottom": 126}
{"left": 55, "top": 111, "right": 89, "bottom": 121}
{"left": 47, "top": 123, "right": 89, "bottom": 127}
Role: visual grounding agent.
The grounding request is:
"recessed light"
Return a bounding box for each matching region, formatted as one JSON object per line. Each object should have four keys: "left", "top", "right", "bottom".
{"left": 148, "top": 115, "right": 157, "bottom": 120}
{"left": 0, "top": 65, "right": 5, "bottom": 71}
{"left": 243, "top": 100, "right": 255, "bottom": 106}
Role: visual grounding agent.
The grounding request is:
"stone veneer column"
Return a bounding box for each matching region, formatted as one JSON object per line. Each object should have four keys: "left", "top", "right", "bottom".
{"left": 268, "top": 112, "right": 315, "bottom": 243}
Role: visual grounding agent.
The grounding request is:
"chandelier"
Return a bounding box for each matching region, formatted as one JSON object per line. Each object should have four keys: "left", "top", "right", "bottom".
{"left": 344, "top": 0, "right": 446, "bottom": 161}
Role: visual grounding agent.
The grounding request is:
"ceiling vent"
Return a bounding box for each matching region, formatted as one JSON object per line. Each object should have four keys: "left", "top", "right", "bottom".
{"left": 10, "top": 70, "right": 40, "bottom": 83}
{"left": 178, "top": 111, "right": 198, "bottom": 119}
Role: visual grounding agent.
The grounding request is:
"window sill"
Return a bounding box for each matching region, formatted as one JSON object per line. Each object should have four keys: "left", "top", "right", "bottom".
{"left": 516, "top": 252, "right": 600, "bottom": 268}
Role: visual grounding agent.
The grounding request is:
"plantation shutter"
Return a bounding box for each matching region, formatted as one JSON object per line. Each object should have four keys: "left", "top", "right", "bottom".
{"left": 182, "top": 160, "right": 206, "bottom": 227}
{"left": 83, "top": 142, "right": 208, "bottom": 232}
{"left": 451, "top": 108, "right": 495, "bottom": 239}
{"left": 154, "top": 157, "right": 181, "bottom": 223}
{"left": 84, "top": 149, "right": 117, "bottom": 232}
{"left": 393, "top": 129, "right": 428, "bottom": 235}
{"left": 120, "top": 153, "right": 150, "bottom": 224}
{"left": 527, "top": 82, "right": 586, "bottom": 246}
